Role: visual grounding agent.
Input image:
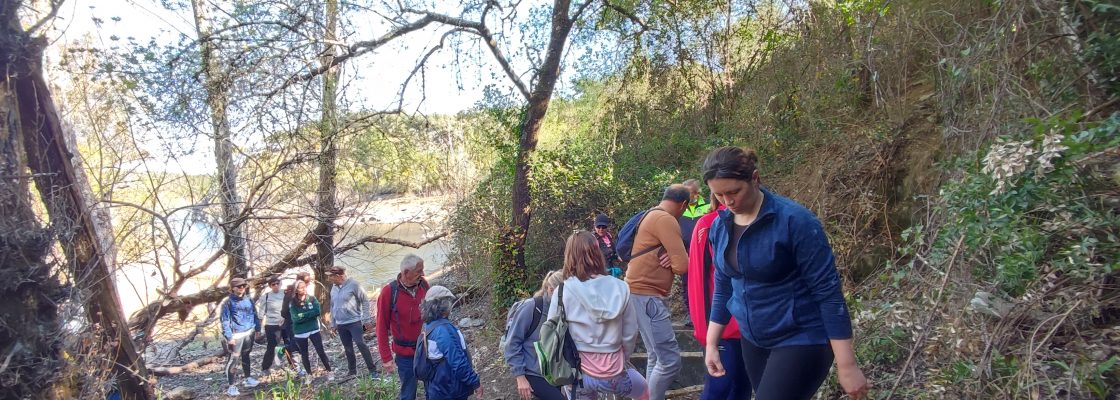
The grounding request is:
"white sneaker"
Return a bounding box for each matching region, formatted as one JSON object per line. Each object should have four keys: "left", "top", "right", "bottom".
{"left": 227, "top": 385, "right": 240, "bottom": 397}
{"left": 244, "top": 376, "right": 259, "bottom": 388}
{"left": 326, "top": 372, "right": 335, "bottom": 382}
{"left": 302, "top": 375, "right": 312, "bottom": 385}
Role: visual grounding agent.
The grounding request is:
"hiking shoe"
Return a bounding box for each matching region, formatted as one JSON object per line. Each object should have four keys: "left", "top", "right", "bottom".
{"left": 244, "top": 377, "right": 259, "bottom": 388}
{"left": 227, "top": 385, "right": 240, "bottom": 397}
{"left": 297, "top": 368, "right": 307, "bottom": 377}
{"left": 302, "top": 375, "right": 313, "bottom": 385}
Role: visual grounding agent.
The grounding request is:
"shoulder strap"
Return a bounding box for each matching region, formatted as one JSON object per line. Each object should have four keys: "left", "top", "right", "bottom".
{"left": 703, "top": 235, "right": 714, "bottom": 319}
{"left": 527, "top": 296, "right": 545, "bottom": 336}
{"left": 557, "top": 282, "right": 567, "bottom": 320}
{"left": 631, "top": 208, "right": 666, "bottom": 259}
{"left": 390, "top": 280, "right": 400, "bottom": 313}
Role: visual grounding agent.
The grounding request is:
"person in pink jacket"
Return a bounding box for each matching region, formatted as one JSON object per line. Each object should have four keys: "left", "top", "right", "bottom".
{"left": 687, "top": 197, "right": 751, "bottom": 399}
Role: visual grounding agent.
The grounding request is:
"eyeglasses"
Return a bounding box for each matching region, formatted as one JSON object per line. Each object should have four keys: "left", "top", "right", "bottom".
{"left": 595, "top": 225, "right": 607, "bottom": 229}
{"left": 235, "top": 284, "right": 248, "bottom": 288}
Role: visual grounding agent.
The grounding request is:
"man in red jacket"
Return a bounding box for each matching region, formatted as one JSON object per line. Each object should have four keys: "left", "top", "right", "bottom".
{"left": 687, "top": 198, "right": 751, "bottom": 399}
{"left": 376, "top": 254, "right": 429, "bottom": 400}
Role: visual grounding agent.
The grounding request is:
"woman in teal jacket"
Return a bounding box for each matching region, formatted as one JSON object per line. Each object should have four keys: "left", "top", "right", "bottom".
{"left": 290, "top": 280, "right": 333, "bottom": 383}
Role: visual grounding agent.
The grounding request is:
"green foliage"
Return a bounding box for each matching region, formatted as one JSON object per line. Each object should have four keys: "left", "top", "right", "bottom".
{"left": 253, "top": 376, "right": 399, "bottom": 400}
{"left": 253, "top": 376, "right": 304, "bottom": 400}
{"left": 931, "top": 113, "right": 1120, "bottom": 297}
{"left": 1080, "top": 0, "right": 1120, "bottom": 96}
{"left": 314, "top": 376, "right": 399, "bottom": 399}
{"left": 836, "top": 0, "right": 892, "bottom": 27}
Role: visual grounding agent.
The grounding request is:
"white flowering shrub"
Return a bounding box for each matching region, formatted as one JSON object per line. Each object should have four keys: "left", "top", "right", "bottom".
{"left": 981, "top": 133, "right": 1068, "bottom": 195}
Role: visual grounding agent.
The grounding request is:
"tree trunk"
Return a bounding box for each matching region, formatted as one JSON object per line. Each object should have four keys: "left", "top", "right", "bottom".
{"left": 192, "top": 0, "right": 248, "bottom": 278}
{"left": 4, "top": 5, "right": 153, "bottom": 396}
{"left": 497, "top": 0, "right": 575, "bottom": 306}
{"left": 0, "top": 6, "right": 65, "bottom": 396}
{"left": 315, "top": 0, "right": 341, "bottom": 320}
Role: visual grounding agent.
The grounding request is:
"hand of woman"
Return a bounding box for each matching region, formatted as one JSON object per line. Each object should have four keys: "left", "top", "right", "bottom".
{"left": 515, "top": 375, "right": 533, "bottom": 400}
{"left": 704, "top": 345, "right": 725, "bottom": 377}
{"left": 837, "top": 364, "right": 869, "bottom": 399}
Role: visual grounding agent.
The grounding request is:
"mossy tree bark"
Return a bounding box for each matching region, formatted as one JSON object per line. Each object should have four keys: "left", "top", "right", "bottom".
{"left": 2, "top": 2, "right": 153, "bottom": 398}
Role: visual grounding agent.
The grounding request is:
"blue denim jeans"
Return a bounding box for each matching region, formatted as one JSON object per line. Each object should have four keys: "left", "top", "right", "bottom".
{"left": 395, "top": 354, "right": 418, "bottom": 400}
{"left": 701, "top": 338, "right": 751, "bottom": 400}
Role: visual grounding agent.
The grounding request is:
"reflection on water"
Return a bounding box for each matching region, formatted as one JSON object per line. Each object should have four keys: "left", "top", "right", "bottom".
{"left": 335, "top": 221, "right": 450, "bottom": 292}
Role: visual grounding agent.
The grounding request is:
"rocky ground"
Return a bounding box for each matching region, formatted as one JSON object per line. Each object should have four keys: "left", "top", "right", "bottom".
{"left": 153, "top": 267, "right": 705, "bottom": 399}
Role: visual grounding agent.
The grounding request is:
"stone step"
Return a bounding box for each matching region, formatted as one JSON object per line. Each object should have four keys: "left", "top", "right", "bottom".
{"left": 635, "top": 329, "right": 702, "bottom": 353}
{"left": 666, "top": 384, "right": 704, "bottom": 399}
{"left": 629, "top": 351, "right": 706, "bottom": 390}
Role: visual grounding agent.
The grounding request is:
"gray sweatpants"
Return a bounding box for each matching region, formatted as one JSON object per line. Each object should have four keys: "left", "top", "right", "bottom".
{"left": 226, "top": 331, "right": 254, "bottom": 385}
{"left": 631, "top": 294, "right": 681, "bottom": 400}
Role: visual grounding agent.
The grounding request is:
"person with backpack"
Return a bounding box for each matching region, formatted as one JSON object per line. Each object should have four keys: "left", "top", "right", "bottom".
{"left": 547, "top": 230, "right": 647, "bottom": 400}
{"left": 376, "top": 254, "right": 429, "bottom": 400}
{"left": 702, "top": 146, "right": 869, "bottom": 400}
{"left": 592, "top": 214, "right": 622, "bottom": 278}
{"left": 290, "top": 280, "right": 334, "bottom": 384}
{"left": 220, "top": 277, "right": 261, "bottom": 397}
{"left": 327, "top": 266, "right": 379, "bottom": 378}
{"left": 685, "top": 195, "right": 751, "bottom": 399}
{"left": 621, "top": 184, "right": 690, "bottom": 400}
{"left": 417, "top": 285, "right": 482, "bottom": 399}
{"left": 503, "top": 270, "right": 566, "bottom": 400}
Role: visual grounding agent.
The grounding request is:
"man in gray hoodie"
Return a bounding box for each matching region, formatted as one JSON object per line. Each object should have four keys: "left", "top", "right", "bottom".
{"left": 327, "top": 266, "right": 379, "bottom": 377}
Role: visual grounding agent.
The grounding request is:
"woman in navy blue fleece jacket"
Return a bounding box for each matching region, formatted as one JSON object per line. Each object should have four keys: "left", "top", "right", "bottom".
{"left": 701, "top": 146, "right": 869, "bottom": 400}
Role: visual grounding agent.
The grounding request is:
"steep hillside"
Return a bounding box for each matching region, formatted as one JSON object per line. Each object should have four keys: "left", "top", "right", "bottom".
{"left": 453, "top": 0, "right": 1119, "bottom": 398}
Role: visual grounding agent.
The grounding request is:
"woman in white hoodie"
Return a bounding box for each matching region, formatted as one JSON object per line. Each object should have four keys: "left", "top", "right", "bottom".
{"left": 549, "top": 230, "right": 648, "bottom": 400}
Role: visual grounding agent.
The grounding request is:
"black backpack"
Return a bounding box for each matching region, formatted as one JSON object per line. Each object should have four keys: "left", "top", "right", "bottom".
{"left": 616, "top": 207, "right": 666, "bottom": 262}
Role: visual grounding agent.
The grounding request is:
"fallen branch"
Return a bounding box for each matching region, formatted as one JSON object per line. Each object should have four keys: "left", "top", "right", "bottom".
{"left": 128, "top": 231, "right": 450, "bottom": 333}
{"left": 149, "top": 353, "right": 224, "bottom": 377}
{"left": 167, "top": 303, "right": 220, "bottom": 360}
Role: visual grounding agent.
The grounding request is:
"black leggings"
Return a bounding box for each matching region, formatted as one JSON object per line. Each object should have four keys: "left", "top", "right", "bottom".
{"left": 741, "top": 340, "right": 834, "bottom": 400}
{"left": 526, "top": 375, "right": 566, "bottom": 400}
{"left": 262, "top": 325, "right": 295, "bottom": 370}
{"left": 295, "top": 332, "right": 332, "bottom": 372}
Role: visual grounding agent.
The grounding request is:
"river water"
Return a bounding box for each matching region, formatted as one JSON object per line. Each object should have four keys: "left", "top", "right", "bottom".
{"left": 114, "top": 216, "right": 451, "bottom": 316}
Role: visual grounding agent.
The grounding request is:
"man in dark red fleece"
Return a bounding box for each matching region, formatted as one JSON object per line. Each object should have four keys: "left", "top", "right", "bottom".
{"left": 376, "top": 254, "right": 429, "bottom": 400}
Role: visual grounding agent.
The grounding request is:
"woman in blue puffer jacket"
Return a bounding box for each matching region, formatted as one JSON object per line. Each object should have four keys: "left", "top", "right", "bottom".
{"left": 420, "top": 285, "right": 482, "bottom": 399}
